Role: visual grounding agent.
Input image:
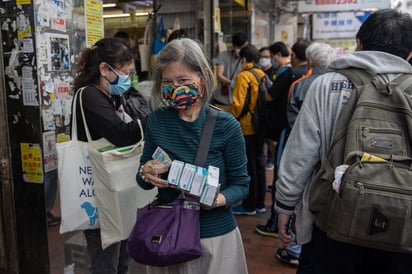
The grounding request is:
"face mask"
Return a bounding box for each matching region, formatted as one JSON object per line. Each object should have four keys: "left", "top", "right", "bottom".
{"left": 259, "top": 57, "right": 271, "bottom": 68}
{"left": 105, "top": 65, "right": 132, "bottom": 96}
{"left": 162, "top": 81, "right": 202, "bottom": 110}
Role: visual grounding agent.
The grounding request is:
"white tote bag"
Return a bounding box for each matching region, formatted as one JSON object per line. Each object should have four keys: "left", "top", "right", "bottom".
{"left": 57, "top": 90, "right": 100, "bottom": 234}
{"left": 79, "top": 89, "right": 157, "bottom": 249}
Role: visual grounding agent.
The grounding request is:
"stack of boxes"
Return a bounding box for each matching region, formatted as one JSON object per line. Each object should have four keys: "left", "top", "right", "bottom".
{"left": 153, "top": 147, "right": 220, "bottom": 206}
{"left": 167, "top": 160, "right": 219, "bottom": 206}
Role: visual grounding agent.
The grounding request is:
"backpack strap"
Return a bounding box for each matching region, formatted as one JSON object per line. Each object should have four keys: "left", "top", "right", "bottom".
{"left": 388, "top": 74, "right": 412, "bottom": 95}
{"left": 319, "top": 68, "right": 368, "bottom": 176}
{"left": 248, "top": 68, "right": 261, "bottom": 84}
{"left": 237, "top": 69, "right": 260, "bottom": 120}
{"left": 238, "top": 83, "right": 252, "bottom": 120}
{"left": 337, "top": 69, "right": 412, "bottom": 95}
{"left": 334, "top": 68, "right": 371, "bottom": 91}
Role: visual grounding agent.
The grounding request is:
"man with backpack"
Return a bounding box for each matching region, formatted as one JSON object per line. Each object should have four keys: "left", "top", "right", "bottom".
{"left": 230, "top": 44, "right": 268, "bottom": 215}
{"left": 275, "top": 9, "right": 412, "bottom": 274}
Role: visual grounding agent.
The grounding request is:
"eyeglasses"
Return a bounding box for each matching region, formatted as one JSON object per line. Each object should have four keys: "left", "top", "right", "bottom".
{"left": 106, "top": 64, "right": 136, "bottom": 81}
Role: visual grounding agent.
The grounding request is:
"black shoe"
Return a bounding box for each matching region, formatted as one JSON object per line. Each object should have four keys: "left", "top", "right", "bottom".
{"left": 275, "top": 248, "right": 299, "bottom": 266}
{"left": 255, "top": 224, "right": 279, "bottom": 237}
{"left": 47, "top": 212, "right": 61, "bottom": 226}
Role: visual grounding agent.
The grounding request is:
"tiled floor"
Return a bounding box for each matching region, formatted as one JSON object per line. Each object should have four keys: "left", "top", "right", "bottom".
{"left": 48, "top": 169, "right": 297, "bottom": 274}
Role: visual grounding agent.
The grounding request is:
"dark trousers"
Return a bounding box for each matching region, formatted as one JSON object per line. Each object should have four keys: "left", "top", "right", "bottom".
{"left": 242, "top": 134, "right": 266, "bottom": 211}
{"left": 297, "top": 226, "right": 412, "bottom": 274}
{"left": 267, "top": 128, "right": 289, "bottom": 230}
{"left": 44, "top": 169, "right": 58, "bottom": 213}
{"left": 84, "top": 229, "right": 131, "bottom": 274}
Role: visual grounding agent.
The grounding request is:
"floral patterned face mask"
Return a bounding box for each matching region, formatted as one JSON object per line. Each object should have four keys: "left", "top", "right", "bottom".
{"left": 162, "top": 81, "right": 203, "bottom": 110}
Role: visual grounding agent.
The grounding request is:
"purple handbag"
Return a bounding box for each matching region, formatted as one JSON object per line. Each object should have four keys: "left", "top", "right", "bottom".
{"left": 127, "top": 194, "right": 201, "bottom": 266}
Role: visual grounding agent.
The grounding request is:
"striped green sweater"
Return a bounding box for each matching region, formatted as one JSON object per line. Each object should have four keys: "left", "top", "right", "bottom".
{"left": 136, "top": 105, "right": 250, "bottom": 238}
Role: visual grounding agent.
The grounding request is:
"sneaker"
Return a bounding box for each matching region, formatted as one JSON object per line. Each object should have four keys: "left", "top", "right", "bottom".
{"left": 256, "top": 206, "right": 266, "bottom": 213}
{"left": 47, "top": 212, "right": 61, "bottom": 226}
{"left": 265, "top": 163, "right": 274, "bottom": 170}
{"left": 255, "top": 224, "right": 279, "bottom": 237}
{"left": 232, "top": 205, "right": 256, "bottom": 216}
{"left": 275, "top": 248, "right": 299, "bottom": 266}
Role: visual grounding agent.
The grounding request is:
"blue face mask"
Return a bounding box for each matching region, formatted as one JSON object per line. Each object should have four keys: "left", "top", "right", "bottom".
{"left": 105, "top": 64, "right": 132, "bottom": 96}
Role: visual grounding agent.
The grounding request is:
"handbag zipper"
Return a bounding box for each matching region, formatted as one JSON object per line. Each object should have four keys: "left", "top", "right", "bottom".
{"left": 155, "top": 205, "right": 173, "bottom": 209}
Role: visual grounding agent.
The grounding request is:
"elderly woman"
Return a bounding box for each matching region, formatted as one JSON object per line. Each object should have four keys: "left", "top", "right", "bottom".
{"left": 135, "top": 38, "right": 250, "bottom": 273}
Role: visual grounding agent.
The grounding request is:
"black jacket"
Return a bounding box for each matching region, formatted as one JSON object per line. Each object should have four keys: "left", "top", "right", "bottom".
{"left": 74, "top": 85, "right": 143, "bottom": 147}
{"left": 264, "top": 65, "right": 308, "bottom": 140}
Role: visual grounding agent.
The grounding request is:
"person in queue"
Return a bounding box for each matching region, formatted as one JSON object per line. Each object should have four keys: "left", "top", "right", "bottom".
{"left": 73, "top": 37, "right": 143, "bottom": 274}
{"left": 136, "top": 38, "right": 250, "bottom": 273}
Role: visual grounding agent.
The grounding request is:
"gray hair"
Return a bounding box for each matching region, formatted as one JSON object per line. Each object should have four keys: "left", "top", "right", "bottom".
{"left": 305, "top": 42, "right": 336, "bottom": 67}
{"left": 151, "top": 38, "right": 215, "bottom": 109}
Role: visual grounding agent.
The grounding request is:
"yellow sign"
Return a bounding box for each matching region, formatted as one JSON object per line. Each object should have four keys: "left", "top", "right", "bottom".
{"left": 234, "top": 0, "right": 245, "bottom": 7}
{"left": 16, "top": 0, "right": 31, "bottom": 5}
{"left": 86, "top": 0, "right": 104, "bottom": 47}
{"left": 20, "top": 143, "right": 43, "bottom": 183}
{"left": 214, "top": 8, "right": 221, "bottom": 33}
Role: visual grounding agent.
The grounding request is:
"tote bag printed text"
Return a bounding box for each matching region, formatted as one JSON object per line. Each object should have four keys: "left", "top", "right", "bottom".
{"left": 57, "top": 136, "right": 100, "bottom": 233}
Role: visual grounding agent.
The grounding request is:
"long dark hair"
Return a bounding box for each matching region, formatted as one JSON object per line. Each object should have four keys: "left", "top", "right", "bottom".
{"left": 74, "top": 38, "right": 135, "bottom": 91}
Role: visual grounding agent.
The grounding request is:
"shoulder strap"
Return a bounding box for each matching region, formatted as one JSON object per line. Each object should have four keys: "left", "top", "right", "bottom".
{"left": 388, "top": 74, "right": 412, "bottom": 95}
{"left": 237, "top": 69, "right": 260, "bottom": 120}
{"left": 78, "top": 87, "right": 93, "bottom": 142}
{"left": 229, "top": 58, "right": 242, "bottom": 80}
{"left": 248, "top": 68, "right": 261, "bottom": 84}
{"left": 288, "top": 68, "right": 313, "bottom": 99}
{"left": 277, "top": 66, "right": 289, "bottom": 77}
{"left": 321, "top": 68, "right": 367, "bottom": 173}
{"left": 70, "top": 87, "right": 86, "bottom": 141}
{"left": 194, "top": 106, "right": 219, "bottom": 167}
{"left": 334, "top": 68, "right": 371, "bottom": 91}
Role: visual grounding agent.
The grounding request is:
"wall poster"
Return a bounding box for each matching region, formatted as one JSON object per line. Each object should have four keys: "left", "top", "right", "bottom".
{"left": 47, "top": 33, "right": 70, "bottom": 71}
{"left": 274, "top": 24, "right": 295, "bottom": 47}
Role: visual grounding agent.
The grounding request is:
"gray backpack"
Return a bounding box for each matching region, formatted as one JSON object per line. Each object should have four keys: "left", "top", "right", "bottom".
{"left": 309, "top": 68, "right": 412, "bottom": 253}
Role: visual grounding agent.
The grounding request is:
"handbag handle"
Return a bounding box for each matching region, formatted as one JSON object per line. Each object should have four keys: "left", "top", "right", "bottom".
{"left": 194, "top": 106, "right": 219, "bottom": 167}
{"left": 143, "top": 19, "right": 153, "bottom": 45}
{"left": 70, "top": 87, "right": 86, "bottom": 141}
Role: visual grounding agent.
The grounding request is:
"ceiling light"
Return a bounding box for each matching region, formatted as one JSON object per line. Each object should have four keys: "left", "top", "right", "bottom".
{"left": 103, "top": 12, "right": 147, "bottom": 18}
{"left": 102, "top": 3, "right": 116, "bottom": 8}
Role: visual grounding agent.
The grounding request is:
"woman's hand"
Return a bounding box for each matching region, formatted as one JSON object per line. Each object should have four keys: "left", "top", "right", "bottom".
{"left": 213, "top": 192, "right": 226, "bottom": 208}
{"left": 140, "top": 160, "right": 169, "bottom": 188}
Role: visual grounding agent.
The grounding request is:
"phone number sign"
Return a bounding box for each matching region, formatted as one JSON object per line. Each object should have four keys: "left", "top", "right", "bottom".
{"left": 298, "top": 0, "right": 390, "bottom": 13}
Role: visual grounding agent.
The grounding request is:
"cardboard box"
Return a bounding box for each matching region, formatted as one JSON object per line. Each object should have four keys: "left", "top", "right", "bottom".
{"left": 167, "top": 160, "right": 184, "bottom": 186}
{"left": 200, "top": 165, "right": 220, "bottom": 206}
{"left": 179, "top": 163, "right": 196, "bottom": 191}
{"left": 189, "top": 166, "right": 208, "bottom": 197}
